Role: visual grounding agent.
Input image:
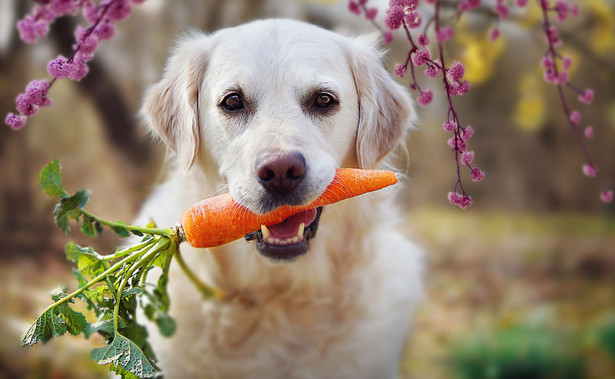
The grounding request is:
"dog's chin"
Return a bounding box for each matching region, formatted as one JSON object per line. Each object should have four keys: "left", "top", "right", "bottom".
{"left": 245, "top": 207, "right": 323, "bottom": 262}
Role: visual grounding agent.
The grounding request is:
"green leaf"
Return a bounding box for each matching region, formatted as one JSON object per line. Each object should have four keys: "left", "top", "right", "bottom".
{"left": 54, "top": 190, "right": 91, "bottom": 233}
{"left": 81, "top": 214, "right": 98, "bottom": 237}
{"left": 56, "top": 302, "right": 88, "bottom": 336}
{"left": 111, "top": 223, "right": 131, "bottom": 238}
{"left": 21, "top": 307, "right": 67, "bottom": 346}
{"left": 39, "top": 159, "right": 69, "bottom": 199}
{"left": 65, "top": 242, "right": 109, "bottom": 278}
{"left": 95, "top": 222, "right": 104, "bottom": 235}
{"left": 155, "top": 314, "right": 176, "bottom": 337}
{"left": 90, "top": 333, "right": 161, "bottom": 378}
{"left": 84, "top": 318, "right": 126, "bottom": 339}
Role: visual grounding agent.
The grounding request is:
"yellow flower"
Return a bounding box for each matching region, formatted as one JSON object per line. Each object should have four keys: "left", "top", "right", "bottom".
{"left": 456, "top": 24, "right": 506, "bottom": 85}
{"left": 515, "top": 72, "right": 547, "bottom": 132}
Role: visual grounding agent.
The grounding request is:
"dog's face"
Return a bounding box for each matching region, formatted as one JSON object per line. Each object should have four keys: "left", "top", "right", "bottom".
{"left": 143, "top": 20, "right": 414, "bottom": 261}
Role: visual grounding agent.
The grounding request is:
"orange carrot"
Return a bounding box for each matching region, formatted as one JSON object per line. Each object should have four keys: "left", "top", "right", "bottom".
{"left": 179, "top": 168, "right": 398, "bottom": 248}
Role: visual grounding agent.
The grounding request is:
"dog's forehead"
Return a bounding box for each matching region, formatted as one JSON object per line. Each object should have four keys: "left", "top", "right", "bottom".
{"left": 207, "top": 20, "right": 352, "bottom": 88}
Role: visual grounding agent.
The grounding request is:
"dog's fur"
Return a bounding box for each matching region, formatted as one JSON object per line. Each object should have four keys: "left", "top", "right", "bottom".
{"left": 136, "top": 19, "right": 423, "bottom": 378}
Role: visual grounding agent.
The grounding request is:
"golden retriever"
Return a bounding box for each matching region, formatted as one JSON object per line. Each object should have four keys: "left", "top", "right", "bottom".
{"left": 136, "top": 19, "right": 423, "bottom": 379}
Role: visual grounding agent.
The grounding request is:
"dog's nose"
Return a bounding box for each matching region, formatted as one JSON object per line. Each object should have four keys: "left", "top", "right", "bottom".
{"left": 256, "top": 152, "right": 306, "bottom": 193}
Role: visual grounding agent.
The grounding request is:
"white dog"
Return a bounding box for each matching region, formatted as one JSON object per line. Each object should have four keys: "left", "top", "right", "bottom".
{"left": 136, "top": 19, "right": 423, "bottom": 379}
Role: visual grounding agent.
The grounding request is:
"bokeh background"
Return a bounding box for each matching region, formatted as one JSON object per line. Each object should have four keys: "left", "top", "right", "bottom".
{"left": 1, "top": 0, "right": 614, "bottom": 378}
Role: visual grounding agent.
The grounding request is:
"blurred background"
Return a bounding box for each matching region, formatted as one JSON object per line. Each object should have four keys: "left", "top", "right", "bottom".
{"left": 1, "top": 0, "right": 614, "bottom": 378}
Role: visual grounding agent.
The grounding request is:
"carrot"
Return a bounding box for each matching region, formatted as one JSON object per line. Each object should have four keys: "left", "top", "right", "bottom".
{"left": 179, "top": 168, "right": 398, "bottom": 248}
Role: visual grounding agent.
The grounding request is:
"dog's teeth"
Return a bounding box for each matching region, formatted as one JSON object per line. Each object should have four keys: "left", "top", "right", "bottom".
{"left": 291, "top": 236, "right": 299, "bottom": 244}
{"left": 261, "top": 225, "right": 271, "bottom": 240}
{"left": 297, "top": 223, "right": 305, "bottom": 238}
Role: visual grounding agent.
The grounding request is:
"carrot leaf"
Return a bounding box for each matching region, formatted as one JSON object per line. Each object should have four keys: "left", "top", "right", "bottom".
{"left": 23, "top": 161, "right": 181, "bottom": 378}
{"left": 39, "top": 159, "right": 69, "bottom": 199}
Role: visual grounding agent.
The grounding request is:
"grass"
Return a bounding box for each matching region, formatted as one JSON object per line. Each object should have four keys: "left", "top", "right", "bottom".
{"left": 400, "top": 207, "right": 615, "bottom": 379}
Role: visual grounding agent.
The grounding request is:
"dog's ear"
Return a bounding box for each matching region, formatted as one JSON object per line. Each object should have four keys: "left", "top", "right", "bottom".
{"left": 141, "top": 32, "right": 210, "bottom": 170}
{"left": 349, "top": 35, "right": 415, "bottom": 169}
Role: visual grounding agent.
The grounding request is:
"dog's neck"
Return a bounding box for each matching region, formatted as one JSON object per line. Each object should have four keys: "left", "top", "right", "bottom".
{"left": 201, "top": 193, "right": 394, "bottom": 306}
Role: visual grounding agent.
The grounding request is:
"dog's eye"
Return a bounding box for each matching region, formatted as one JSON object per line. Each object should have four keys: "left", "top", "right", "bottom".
{"left": 314, "top": 93, "right": 335, "bottom": 109}
{"left": 221, "top": 93, "right": 244, "bottom": 112}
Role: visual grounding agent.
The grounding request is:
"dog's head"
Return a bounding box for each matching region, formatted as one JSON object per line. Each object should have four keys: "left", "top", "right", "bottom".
{"left": 142, "top": 19, "right": 414, "bottom": 261}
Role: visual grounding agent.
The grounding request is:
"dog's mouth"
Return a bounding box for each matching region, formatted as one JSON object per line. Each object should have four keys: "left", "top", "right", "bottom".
{"left": 244, "top": 207, "right": 323, "bottom": 262}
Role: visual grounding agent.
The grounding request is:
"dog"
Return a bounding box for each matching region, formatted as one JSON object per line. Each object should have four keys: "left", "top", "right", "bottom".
{"left": 136, "top": 19, "right": 423, "bottom": 379}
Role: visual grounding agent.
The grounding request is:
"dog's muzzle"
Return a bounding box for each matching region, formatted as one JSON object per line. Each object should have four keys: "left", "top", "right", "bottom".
{"left": 244, "top": 207, "right": 323, "bottom": 261}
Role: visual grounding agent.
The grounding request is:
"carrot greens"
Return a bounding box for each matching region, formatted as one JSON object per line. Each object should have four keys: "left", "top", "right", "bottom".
{"left": 22, "top": 160, "right": 213, "bottom": 378}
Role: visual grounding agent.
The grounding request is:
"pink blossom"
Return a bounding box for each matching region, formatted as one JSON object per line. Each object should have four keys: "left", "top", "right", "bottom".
{"left": 5, "top": 113, "right": 27, "bottom": 130}
{"left": 471, "top": 166, "right": 485, "bottom": 182}
{"left": 417, "top": 33, "right": 429, "bottom": 47}
{"left": 516, "top": 0, "right": 528, "bottom": 6}
{"left": 107, "top": 0, "right": 132, "bottom": 21}
{"left": 385, "top": 5, "right": 404, "bottom": 30}
{"left": 404, "top": 11, "right": 422, "bottom": 28}
{"left": 448, "top": 192, "right": 472, "bottom": 209}
{"left": 582, "top": 164, "right": 598, "bottom": 177}
{"left": 569, "top": 110, "right": 581, "bottom": 125}
{"left": 555, "top": 71, "right": 569, "bottom": 85}
{"left": 584, "top": 126, "right": 594, "bottom": 139}
{"left": 393, "top": 0, "right": 418, "bottom": 10}
{"left": 50, "top": 0, "right": 79, "bottom": 15}
{"left": 25, "top": 79, "right": 50, "bottom": 107}
{"left": 425, "top": 64, "right": 440, "bottom": 78}
{"left": 447, "top": 83, "right": 460, "bottom": 96}
{"left": 75, "top": 26, "right": 99, "bottom": 54}
{"left": 460, "top": 125, "right": 474, "bottom": 141}
{"left": 562, "top": 56, "right": 573, "bottom": 70}
{"left": 579, "top": 89, "right": 594, "bottom": 104}
{"left": 68, "top": 59, "right": 89, "bottom": 81}
{"left": 447, "top": 137, "right": 467, "bottom": 152}
{"left": 459, "top": 1, "right": 471, "bottom": 11}
{"left": 571, "top": 4, "right": 579, "bottom": 17}
{"left": 546, "top": 26, "right": 561, "bottom": 46}
{"left": 443, "top": 120, "right": 457, "bottom": 132}
{"left": 383, "top": 31, "right": 394, "bottom": 44}
{"left": 17, "top": 15, "right": 50, "bottom": 44}
{"left": 543, "top": 69, "right": 557, "bottom": 84}
{"left": 365, "top": 7, "right": 378, "bottom": 20}
{"left": 460, "top": 0, "right": 482, "bottom": 12}
{"left": 458, "top": 80, "right": 471, "bottom": 94}
{"left": 93, "top": 21, "right": 115, "bottom": 40}
{"left": 555, "top": 0, "right": 569, "bottom": 22}
{"left": 412, "top": 49, "right": 431, "bottom": 66}
{"left": 348, "top": 1, "right": 361, "bottom": 15}
{"left": 489, "top": 28, "right": 500, "bottom": 42}
{"left": 494, "top": 3, "right": 509, "bottom": 19}
{"left": 394, "top": 64, "right": 406, "bottom": 78}
{"left": 47, "top": 55, "right": 72, "bottom": 79}
{"left": 541, "top": 57, "right": 554, "bottom": 69}
{"left": 417, "top": 90, "right": 434, "bottom": 107}
{"left": 600, "top": 190, "right": 614, "bottom": 204}
{"left": 436, "top": 26, "right": 454, "bottom": 43}
{"left": 82, "top": 0, "right": 101, "bottom": 23}
{"left": 461, "top": 151, "right": 475, "bottom": 164}
{"left": 16, "top": 94, "right": 37, "bottom": 116}
{"left": 448, "top": 61, "right": 465, "bottom": 82}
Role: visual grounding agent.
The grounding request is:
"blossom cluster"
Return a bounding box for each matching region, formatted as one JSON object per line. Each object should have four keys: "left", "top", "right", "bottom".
{"left": 5, "top": 0, "right": 144, "bottom": 130}
{"left": 538, "top": 0, "right": 612, "bottom": 203}
{"left": 350, "top": 0, "right": 612, "bottom": 207}
{"left": 369, "top": 0, "right": 484, "bottom": 208}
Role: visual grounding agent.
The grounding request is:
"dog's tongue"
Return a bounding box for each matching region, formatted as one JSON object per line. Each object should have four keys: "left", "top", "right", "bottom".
{"left": 267, "top": 209, "right": 318, "bottom": 238}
